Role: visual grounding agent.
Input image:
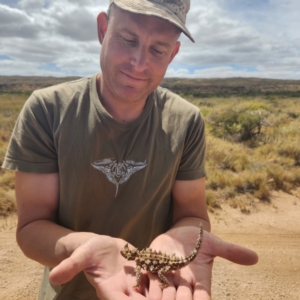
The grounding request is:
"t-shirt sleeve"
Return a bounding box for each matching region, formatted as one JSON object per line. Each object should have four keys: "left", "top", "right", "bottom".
{"left": 2, "top": 92, "right": 58, "bottom": 173}
{"left": 175, "top": 110, "right": 206, "bottom": 180}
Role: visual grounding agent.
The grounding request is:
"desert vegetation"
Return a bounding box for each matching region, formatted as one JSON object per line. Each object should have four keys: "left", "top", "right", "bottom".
{"left": 187, "top": 95, "right": 300, "bottom": 213}
{"left": 0, "top": 93, "right": 26, "bottom": 216}
{"left": 0, "top": 77, "right": 300, "bottom": 216}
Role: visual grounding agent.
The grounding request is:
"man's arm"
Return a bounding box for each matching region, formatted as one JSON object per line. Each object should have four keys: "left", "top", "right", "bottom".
{"left": 15, "top": 171, "right": 147, "bottom": 299}
{"left": 15, "top": 171, "right": 96, "bottom": 267}
{"left": 171, "top": 178, "right": 210, "bottom": 231}
{"left": 148, "top": 178, "right": 258, "bottom": 300}
{"left": 16, "top": 171, "right": 70, "bottom": 266}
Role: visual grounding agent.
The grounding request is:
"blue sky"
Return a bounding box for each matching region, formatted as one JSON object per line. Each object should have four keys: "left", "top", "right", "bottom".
{"left": 0, "top": 0, "right": 300, "bottom": 79}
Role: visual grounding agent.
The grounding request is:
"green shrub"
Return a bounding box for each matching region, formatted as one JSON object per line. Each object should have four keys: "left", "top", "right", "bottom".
{"left": 210, "top": 110, "right": 264, "bottom": 141}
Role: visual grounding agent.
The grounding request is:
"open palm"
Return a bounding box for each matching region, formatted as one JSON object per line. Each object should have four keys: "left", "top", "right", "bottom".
{"left": 49, "top": 235, "right": 148, "bottom": 300}
{"left": 148, "top": 224, "right": 258, "bottom": 300}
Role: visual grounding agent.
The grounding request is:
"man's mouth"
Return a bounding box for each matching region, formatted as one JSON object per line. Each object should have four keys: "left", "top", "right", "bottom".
{"left": 121, "top": 71, "right": 147, "bottom": 82}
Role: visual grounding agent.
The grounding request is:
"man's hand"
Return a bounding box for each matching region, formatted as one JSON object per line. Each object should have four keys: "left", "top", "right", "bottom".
{"left": 49, "top": 235, "right": 148, "bottom": 300}
{"left": 147, "top": 224, "right": 258, "bottom": 300}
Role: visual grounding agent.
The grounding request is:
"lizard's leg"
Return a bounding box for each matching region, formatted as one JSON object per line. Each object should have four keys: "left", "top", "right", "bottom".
{"left": 133, "top": 265, "right": 142, "bottom": 289}
{"left": 158, "top": 266, "right": 171, "bottom": 289}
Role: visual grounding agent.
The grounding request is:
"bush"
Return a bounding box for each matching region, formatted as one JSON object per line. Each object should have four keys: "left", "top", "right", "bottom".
{"left": 206, "top": 136, "right": 251, "bottom": 172}
{"left": 277, "top": 141, "right": 300, "bottom": 166}
{"left": 266, "top": 164, "right": 292, "bottom": 192}
{"left": 210, "top": 110, "right": 264, "bottom": 141}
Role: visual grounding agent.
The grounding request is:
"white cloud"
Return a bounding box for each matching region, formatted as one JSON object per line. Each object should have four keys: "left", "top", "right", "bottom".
{"left": 0, "top": 0, "right": 299, "bottom": 79}
{"left": 0, "top": 4, "right": 40, "bottom": 38}
{"left": 171, "top": 0, "right": 300, "bottom": 79}
{"left": 17, "top": 0, "right": 44, "bottom": 11}
{"left": 53, "top": 6, "right": 98, "bottom": 41}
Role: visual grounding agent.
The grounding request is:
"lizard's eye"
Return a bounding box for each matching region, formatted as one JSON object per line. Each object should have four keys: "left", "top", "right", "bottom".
{"left": 121, "top": 244, "right": 139, "bottom": 260}
{"left": 122, "top": 251, "right": 130, "bottom": 258}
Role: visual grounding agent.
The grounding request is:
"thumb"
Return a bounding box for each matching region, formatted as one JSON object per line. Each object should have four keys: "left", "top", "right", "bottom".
{"left": 49, "top": 246, "right": 91, "bottom": 285}
{"left": 208, "top": 233, "right": 259, "bottom": 265}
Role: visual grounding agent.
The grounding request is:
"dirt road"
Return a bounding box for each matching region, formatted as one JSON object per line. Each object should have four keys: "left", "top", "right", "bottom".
{"left": 1, "top": 191, "right": 299, "bottom": 299}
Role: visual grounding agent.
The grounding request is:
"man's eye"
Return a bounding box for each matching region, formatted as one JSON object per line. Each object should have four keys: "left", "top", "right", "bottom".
{"left": 152, "top": 48, "right": 163, "bottom": 55}
{"left": 123, "top": 37, "right": 136, "bottom": 44}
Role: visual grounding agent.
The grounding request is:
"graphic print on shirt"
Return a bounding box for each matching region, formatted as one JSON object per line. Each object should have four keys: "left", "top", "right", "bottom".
{"left": 92, "top": 159, "right": 147, "bottom": 196}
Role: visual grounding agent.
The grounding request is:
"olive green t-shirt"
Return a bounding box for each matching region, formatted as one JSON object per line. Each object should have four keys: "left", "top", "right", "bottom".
{"left": 2, "top": 74, "right": 206, "bottom": 299}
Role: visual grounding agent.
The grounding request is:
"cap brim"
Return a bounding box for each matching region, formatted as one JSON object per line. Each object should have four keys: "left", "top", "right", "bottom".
{"left": 111, "top": 0, "right": 195, "bottom": 42}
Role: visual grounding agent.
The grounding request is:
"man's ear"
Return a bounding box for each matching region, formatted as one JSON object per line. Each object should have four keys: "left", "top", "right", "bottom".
{"left": 97, "top": 12, "right": 109, "bottom": 44}
{"left": 169, "top": 41, "right": 181, "bottom": 64}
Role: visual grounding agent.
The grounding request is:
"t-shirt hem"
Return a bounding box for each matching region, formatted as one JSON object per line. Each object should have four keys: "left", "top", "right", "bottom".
{"left": 2, "top": 157, "right": 58, "bottom": 174}
{"left": 175, "top": 169, "right": 206, "bottom": 181}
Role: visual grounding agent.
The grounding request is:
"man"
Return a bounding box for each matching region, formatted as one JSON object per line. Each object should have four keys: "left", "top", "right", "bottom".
{"left": 2, "top": 0, "right": 258, "bottom": 299}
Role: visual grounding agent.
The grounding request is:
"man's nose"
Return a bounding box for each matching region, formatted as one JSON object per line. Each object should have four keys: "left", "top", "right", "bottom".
{"left": 130, "top": 46, "right": 148, "bottom": 71}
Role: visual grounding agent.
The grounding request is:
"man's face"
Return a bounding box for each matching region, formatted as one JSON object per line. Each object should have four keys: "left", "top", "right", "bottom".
{"left": 98, "top": 6, "right": 181, "bottom": 104}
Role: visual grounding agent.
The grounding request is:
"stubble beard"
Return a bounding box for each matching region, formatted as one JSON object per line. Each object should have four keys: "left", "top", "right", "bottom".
{"left": 107, "top": 65, "right": 154, "bottom": 104}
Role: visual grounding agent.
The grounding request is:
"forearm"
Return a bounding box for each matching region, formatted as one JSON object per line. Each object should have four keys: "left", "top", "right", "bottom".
{"left": 16, "top": 219, "right": 98, "bottom": 268}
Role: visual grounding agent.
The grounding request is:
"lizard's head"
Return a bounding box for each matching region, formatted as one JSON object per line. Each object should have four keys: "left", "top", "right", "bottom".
{"left": 120, "top": 243, "right": 138, "bottom": 260}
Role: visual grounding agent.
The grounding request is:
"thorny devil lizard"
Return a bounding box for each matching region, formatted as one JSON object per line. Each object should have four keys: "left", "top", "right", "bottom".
{"left": 120, "top": 222, "right": 204, "bottom": 289}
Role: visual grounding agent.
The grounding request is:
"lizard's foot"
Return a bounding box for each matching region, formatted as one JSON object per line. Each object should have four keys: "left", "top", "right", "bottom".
{"left": 158, "top": 276, "right": 170, "bottom": 289}
{"left": 159, "top": 282, "right": 169, "bottom": 289}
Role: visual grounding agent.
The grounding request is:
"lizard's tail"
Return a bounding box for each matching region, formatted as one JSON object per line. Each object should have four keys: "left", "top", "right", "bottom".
{"left": 184, "top": 222, "right": 204, "bottom": 264}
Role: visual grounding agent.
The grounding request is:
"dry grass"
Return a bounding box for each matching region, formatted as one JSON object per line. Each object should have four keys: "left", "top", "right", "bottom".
{"left": 200, "top": 96, "right": 300, "bottom": 212}
{"left": 0, "top": 93, "right": 26, "bottom": 216}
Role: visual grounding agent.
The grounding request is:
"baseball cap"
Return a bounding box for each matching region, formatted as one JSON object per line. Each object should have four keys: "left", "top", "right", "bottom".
{"left": 109, "top": 0, "right": 195, "bottom": 42}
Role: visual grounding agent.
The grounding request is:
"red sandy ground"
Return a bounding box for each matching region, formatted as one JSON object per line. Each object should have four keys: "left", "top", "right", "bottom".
{"left": 0, "top": 191, "right": 299, "bottom": 300}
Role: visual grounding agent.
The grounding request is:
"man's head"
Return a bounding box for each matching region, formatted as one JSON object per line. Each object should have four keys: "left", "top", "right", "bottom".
{"left": 96, "top": 1, "right": 190, "bottom": 105}
{"left": 109, "top": 0, "right": 194, "bottom": 43}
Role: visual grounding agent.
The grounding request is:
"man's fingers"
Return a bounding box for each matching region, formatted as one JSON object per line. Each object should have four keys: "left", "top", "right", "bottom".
{"left": 193, "top": 285, "right": 211, "bottom": 300}
{"left": 208, "top": 233, "right": 259, "bottom": 265}
{"left": 148, "top": 273, "right": 163, "bottom": 300}
{"left": 175, "top": 285, "right": 193, "bottom": 300}
{"left": 161, "top": 285, "right": 176, "bottom": 300}
{"left": 148, "top": 273, "right": 177, "bottom": 300}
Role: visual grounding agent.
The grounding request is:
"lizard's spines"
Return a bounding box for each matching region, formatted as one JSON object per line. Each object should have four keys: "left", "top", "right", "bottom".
{"left": 184, "top": 222, "right": 204, "bottom": 263}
